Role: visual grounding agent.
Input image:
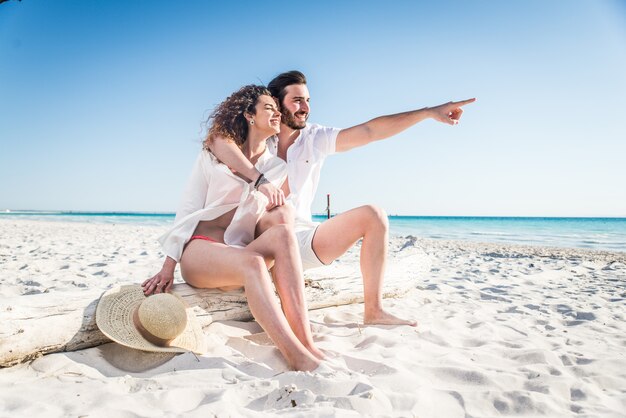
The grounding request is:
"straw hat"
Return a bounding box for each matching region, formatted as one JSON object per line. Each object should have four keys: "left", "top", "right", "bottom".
{"left": 96, "top": 284, "right": 206, "bottom": 354}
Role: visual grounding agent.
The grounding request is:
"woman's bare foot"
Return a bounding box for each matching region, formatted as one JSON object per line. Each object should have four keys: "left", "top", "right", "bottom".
{"left": 364, "top": 308, "right": 417, "bottom": 327}
{"left": 304, "top": 343, "right": 327, "bottom": 361}
{"left": 290, "top": 354, "right": 321, "bottom": 372}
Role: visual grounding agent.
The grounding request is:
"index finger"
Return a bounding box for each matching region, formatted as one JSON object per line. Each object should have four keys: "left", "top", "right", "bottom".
{"left": 453, "top": 98, "right": 476, "bottom": 107}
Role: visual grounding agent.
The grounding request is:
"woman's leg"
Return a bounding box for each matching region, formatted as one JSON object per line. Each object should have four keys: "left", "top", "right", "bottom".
{"left": 245, "top": 223, "right": 325, "bottom": 360}
{"left": 180, "top": 241, "right": 320, "bottom": 371}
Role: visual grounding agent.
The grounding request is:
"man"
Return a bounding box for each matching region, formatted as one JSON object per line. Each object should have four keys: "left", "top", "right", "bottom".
{"left": 210, "top": 71, "right": 475, "bottom": 326}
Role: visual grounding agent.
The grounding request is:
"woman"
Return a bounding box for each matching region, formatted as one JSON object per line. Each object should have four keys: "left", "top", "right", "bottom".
{"left": 142, "top": 85, "right": 323, "bottom": 371}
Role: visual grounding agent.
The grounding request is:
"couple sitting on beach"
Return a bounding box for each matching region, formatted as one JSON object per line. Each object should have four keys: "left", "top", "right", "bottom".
{"left": 141, "top": 71, "right": 475, "bottom": 371}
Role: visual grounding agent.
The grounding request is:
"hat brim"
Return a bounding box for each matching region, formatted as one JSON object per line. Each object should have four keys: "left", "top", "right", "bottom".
{"left": 96, "top": 284, "right": 206, "bottom": 354}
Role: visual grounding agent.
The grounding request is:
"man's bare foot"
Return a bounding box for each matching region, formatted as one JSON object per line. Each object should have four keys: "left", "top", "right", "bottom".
{"left": 364, "top": 309, "right": 417, "bottom": 327}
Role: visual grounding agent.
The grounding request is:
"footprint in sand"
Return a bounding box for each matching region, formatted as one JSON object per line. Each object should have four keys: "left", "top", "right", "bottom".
{"left": 570, "top": 387, "right": 586, "bottom": 401}
{"left": 564, "top": 311, "right": 596, "bottom": 327}
{"left": 560, "top": 354, "right": 576, "bottom": 366}
{"left": 22, "top": 280, "right": 41, "bottom": 287}
{"left": 523, "top": 381, "right": 549, "bottom": 394}
{"left": 501, "top": 306, "right": 525, "bottom": 315}
{"left": 343, "top": 355, "right": 396, "bottom": 375}
{"left": 480, "top": 292, "right": 510, "bottom": 303}
{"left": 574, "top": 311, "right": 596, "bottom": 321}
{"left": 575, "top": 357, "right": 593, "bottom": 365}
{"left": 493, "top": 392, "right": 538, "bottom": 414}
{"left": 460, "top": 338, "right": 486, "bottom": 348}
{"left": 555, "top": 304, "right": 574, "bottom": 316}
{"left": 434, "top": 367, "right": 491, "bottom": 386}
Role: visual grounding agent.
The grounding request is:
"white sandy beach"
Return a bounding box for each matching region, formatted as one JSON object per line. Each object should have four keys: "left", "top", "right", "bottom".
{"left": 1, "top": 218, "right": 625, "bottom": 417}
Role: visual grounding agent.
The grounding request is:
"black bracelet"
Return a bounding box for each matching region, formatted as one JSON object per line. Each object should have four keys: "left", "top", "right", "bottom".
{"left": 253, "top": 173, "right": 264, "bottom": 188}
{"left": 254, "top": 173, "right": 268, "bottom": 190}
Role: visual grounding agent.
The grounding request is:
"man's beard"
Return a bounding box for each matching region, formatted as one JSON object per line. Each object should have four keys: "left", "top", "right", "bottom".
{"left": 282, "top": 107, "right": 308, "bottom": 130}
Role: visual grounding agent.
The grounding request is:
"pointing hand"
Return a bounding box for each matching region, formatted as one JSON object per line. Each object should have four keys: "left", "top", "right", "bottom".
{"left": 429, "top": 98, "right": 476, "bottom": 125}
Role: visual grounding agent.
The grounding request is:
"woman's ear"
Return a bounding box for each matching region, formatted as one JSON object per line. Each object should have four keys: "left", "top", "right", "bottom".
{"left": 244, "top": 111, "right": 255, "bottom": 126}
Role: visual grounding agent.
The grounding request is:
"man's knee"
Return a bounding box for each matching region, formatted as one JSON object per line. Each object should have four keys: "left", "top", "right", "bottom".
{"left": 268, "top": 204, "right": 295, "bottom": 225}
{"left": 362, "top": 205, "right": 389, "bottom": 230}
{"left": 256, "top": 205, "right": 295, "bottom": 237}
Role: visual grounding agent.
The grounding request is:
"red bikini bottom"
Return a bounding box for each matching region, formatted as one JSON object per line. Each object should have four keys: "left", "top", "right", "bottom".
{"left": 189, "top": 235, "right": 218, "bottom": 243}
{"left": 184, "top": 235, "right": 219, "bottom": 250}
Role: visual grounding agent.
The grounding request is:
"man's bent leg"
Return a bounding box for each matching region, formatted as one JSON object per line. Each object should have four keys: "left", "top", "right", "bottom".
{"left": 255, "top": 205, "right": 295, "bottom": 237}
{"left": 313, "top": 205, "right": 417, "bottom": 326}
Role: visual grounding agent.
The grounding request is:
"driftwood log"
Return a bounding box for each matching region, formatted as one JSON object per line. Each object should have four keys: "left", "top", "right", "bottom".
{"left": 1, "top": 247, "right": 430, "bottom": 367}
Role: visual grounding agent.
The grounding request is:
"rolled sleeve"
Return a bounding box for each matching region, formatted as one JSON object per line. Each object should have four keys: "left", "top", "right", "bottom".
{"left": 313, "top": 125, "right": 341, "bottom": 156}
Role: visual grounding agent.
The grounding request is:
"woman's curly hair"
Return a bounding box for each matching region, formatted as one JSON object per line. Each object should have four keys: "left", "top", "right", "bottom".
{"left": 203, "top": 85, "right": 272, "bottom": 151}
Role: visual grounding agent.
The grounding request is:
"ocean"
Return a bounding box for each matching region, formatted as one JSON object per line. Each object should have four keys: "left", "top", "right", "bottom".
{"left": 2, "top": 211, "right": 625, "bottom": 252}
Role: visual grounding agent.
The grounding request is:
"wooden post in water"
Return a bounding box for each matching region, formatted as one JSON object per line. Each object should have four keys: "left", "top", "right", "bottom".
{"left": 326, "top": 194, "right": 331, "bottom": 219}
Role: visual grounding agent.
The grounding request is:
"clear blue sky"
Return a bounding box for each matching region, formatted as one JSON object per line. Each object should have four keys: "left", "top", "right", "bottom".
{"left": 1, "top": 0, "right": 625, "bottom": 216}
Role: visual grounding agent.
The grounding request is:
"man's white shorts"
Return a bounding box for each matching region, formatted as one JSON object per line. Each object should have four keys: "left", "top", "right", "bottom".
{"left": 295, "top": 225, "right": 328, "bottom": 270}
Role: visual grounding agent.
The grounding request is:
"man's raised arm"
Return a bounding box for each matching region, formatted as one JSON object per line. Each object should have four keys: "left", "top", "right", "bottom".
{"left": 335, "top": 98, "right": 476, "bottom": 152}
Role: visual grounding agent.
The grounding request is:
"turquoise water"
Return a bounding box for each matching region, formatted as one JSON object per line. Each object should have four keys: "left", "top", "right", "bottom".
{"left": 376, "top": 216, "right": 626, "bottom": 252}
{"left": 2, "top": 211, "right": 625, "bottom": 252}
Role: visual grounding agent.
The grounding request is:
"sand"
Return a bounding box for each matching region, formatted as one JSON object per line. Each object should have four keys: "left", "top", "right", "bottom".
{"left": 1, "top": 218, "right": 625, "bottom": 417}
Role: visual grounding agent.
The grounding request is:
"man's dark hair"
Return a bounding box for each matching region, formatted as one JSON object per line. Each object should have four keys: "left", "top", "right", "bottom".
{"left": 268, "top": 70, "right": 307, "bottom": 105}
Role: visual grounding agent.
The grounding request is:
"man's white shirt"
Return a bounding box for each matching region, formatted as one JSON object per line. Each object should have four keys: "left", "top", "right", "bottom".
{"left": 268, "top": 123, "right": 341, "bottom": 231}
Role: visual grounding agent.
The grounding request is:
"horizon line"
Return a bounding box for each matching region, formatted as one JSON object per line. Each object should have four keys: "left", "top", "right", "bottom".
{"left": 1, "top": 210, "right": 625, "bottom": 220}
